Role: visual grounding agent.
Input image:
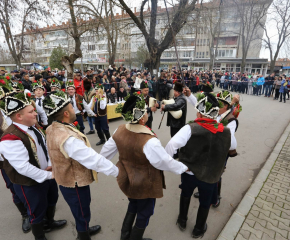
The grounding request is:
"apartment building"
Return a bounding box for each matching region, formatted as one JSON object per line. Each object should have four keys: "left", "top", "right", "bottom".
{"left": 14, "top": 0, "right": 270, "bottom": 74}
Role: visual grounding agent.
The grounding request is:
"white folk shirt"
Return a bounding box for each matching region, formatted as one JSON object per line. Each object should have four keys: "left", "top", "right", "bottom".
{"left": 100, "top": 128, "right": 188, "bottom": 175}
{"left": 186, "top": 93, "right": 197, "bottom": 107}
{"left": 0, "top": 122, "right": 52, "bottom": 183}
{"left": 63, "top": 135, "right": 118, "bottom": 177}
{"left": 35, "top": 96, "right": 48, "bottom": 125}
{"left": 88, "top": 97, "right": 107, "bottom": 111}
{"left": 70, "top": 94, "right": 95, "bottom": 116}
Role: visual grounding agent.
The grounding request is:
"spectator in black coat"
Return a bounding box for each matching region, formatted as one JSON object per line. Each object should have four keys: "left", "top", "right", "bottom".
{"left": 21, "top": 73, "right": 32, "bottom": 91}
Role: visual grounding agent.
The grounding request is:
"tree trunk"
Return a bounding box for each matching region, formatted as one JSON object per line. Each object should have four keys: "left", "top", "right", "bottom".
{"left": 209, "top": 53, "right": 214, "bottom": 71}
{"left": 269, "top": 61, "right": 276, "bottom": 73}
{"left": 241, "top": 57, "right": 246, "bottom": 74}
{"left": 145, "top": 51, "right": 161, "bottom": 75}
{"left": 61, "top": 54, "right": 79, "bottom": 80}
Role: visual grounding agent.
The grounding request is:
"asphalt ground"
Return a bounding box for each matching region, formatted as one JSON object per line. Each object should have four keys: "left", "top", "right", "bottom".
{"left": 0, "top": 88, "right": 290, "bottom": 240}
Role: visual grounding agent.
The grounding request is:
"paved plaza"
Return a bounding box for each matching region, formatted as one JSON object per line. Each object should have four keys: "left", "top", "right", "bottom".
{"left": 1, "top": 89, "right": 290, "bottom": 240}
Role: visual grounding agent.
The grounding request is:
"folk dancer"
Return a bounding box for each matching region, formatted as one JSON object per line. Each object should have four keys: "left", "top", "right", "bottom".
{"left": 0, "top": 78, "right": 31, "bottom": 233}
{"left": 91, "top": 84, "right": 111, "bottom": 146}
{"left": 165, "top": 93, "right": 231, "bottom": 238}
{"left": 0, "top": 90, "right": 66, "bottom": 240}
{"left": 31, "top": 81, "right": 48, "bottom": 127}
{"left": 83, "top": 79, "right": 96, "bottom": 135}
{"left": 140, "top": 81, "right": 159, "bottom": 129}
{"left": 43, "top": 91, "right": 118, "bottom": 240}
{"left": 66, "top": 80, "right": 95, "bottom": 134}
{"left": 161, "top": 82, "right": 187, "bottom": 159}
{"left": 101, "top": 93, "right": 188, "bottom": 240}
{"left": 191, "top": 90, "right": 241, "bottom": 207}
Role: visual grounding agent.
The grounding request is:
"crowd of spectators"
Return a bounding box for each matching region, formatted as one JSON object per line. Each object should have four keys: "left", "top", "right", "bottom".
{"left": 2, "top": 64, "right": 290, "bottom": 103}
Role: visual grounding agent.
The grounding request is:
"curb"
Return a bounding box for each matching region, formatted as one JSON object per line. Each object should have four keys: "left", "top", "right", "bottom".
{"left": 216, "top": 122, "right": 290, "bottom": 240}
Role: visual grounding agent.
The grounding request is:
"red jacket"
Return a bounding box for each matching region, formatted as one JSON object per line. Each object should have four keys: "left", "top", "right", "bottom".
{"left": 74, "top": 79, "right": 84, "bottom": 96}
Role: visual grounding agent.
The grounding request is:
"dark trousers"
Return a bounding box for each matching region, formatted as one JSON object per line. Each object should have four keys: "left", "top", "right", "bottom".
{"left": 280, "top": 92, "right": 286, "bottom": 102}
{"left": 127, "top": 198, "right": 156, "bottom": 229}
{"left": 14, "top": 179, "right": 59, "bottom": 224}
{"left": 94, "top": 115, "right": 109, "bottom": 136}
{"left": 60, "top": 185, "right": 91, "bottom": 232}
{"left": 179, "top": 173, "right": 216, "bottom": 209}
{"left": 275, "top": 89, "right": 280, "bottom": 99}
{"left": 76, "top": 114, "right": 85, "bottom": 133}
{"left": 1, "top": 169, "right": 21, "bottom": 204}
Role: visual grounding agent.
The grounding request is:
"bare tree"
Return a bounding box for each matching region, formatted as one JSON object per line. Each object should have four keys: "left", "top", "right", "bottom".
{"left": 0, "top": 44, "right": 15, "bottom": 64}
{"left": 75, "top": 0, "right": 119, "bottom": 65}
{"left": 0, "top": 0, "right": 43, "bottom": 68}
{"left": 118, "top": 0, "right": 198, "bottom": 74}
{"left": 196, "top": 0, "right": 224, "bottom": 70}
{"left": 46, "top": 0, "right": 96, "bottom": 79}
{"left": 260, "top": 0, "right": 290, "bottom": 73}
{"left": 231, "top": 0, "right": 271, "bottom": 73}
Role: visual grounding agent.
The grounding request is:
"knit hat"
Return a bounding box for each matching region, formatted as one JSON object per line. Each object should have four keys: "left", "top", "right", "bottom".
{"left": 195, "top": 92, "right": 221, "bottom": 119}
{"left": 1, "top": 91, "right": 33, "bottom": 116}
{"left": 43, "top": 90, "right": 71, "bottom": 117}
{"left": 174, "top": 82, "right": 183, "bottom": 93}
{"left": 32, "top": 81, "right": 45, "bottom": 92}
{"left": 65, "top": 80, "right": 75, "bottom": 90}
{"left": 115, "top": 92, "right": 146, "bottom": 123}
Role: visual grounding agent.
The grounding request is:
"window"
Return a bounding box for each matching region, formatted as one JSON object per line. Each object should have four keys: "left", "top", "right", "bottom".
{"left": 88, "top": 45, "right": 95, "bottom": 51}
{"left": 183, "top": 51, "right": 191, "bottom": 58}
{"left": 218, "top": 38, "right": 226, "bottom": 45}
{"left": 202, "top": 52, "right": 205, "bottom": 58}
{"left": 197, "top": 39, "right": 199, "bottom": 46}
{"left": 206, "top": 51, "right": 209, "bottom": 56}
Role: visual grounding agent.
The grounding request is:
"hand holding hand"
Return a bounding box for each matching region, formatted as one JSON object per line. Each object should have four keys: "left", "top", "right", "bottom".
{"left": 46, "top": 166, "right": 52, "bottom": 172}
{"left": 161, "top": 104, "right": 165, "bottom": 112}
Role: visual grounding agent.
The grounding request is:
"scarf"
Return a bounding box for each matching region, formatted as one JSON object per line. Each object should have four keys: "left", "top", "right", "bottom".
{"left": 194, "top": 118, "right": 224, "bottom": 134}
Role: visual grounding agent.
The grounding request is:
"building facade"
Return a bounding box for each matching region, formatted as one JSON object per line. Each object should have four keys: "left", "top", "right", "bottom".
{"left": 14, "top": 0, "right": 270, "bottom": 74}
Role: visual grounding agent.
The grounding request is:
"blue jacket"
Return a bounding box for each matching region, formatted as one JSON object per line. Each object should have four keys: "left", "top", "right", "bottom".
{"left": 279, "top": 80, "right": 287, "bottom": 93}
{"left": 257, "top": 77, "right": 265, "bottom": 86}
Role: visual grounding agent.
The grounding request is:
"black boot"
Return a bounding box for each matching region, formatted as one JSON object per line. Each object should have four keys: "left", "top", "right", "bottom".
{"left": 121, "top": 212, "right": 136, "bottom": 240}
{"left": 176, "top": 195, "right": 191, "bottom": 231}
{"left": 191, "top": 206, "right": 209, "bottom": 238}
{"left": 193, "top": 192, "right": 200, "bottom": 199}
{"left": 31, "top": 222, "right": 47, "bottom": 240}
{"left": 129, "top": 226, "right": 152, "bottom": 240}
{"left": 77, "top": 231, "right": 91, "bottom": 240}
{"left": 212, "top": 179, "right": 222, "bottom": 208}
{"left": 15, "top": 202, "right": 31, "bottom": 233}
{"left": 43, "top": 206, "right": 67, "bottom": 233}
{"left": 104, "top": 130, "right": 111, "bottom": 141}
{"left": 86, "top": 130, "right": 95, "bottom": 135}
{"left": 77, "top": 226, "right": 101, "bottom": 239}
{"left": 96, "top": 131, "right": 106, "bottom": 146}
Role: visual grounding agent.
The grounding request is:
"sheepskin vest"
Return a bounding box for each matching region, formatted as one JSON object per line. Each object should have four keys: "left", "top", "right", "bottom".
{"left": 179, "top": 122, "right": 231, "bottom": 184}
{"left": 113, "top": 124, "right": 166, "bottom": 199}
{"left": 46, "top": 122, "right": 97, "bottom": 188}
{"left": 1, "top": 124, "right": 40, "bottom": 186}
